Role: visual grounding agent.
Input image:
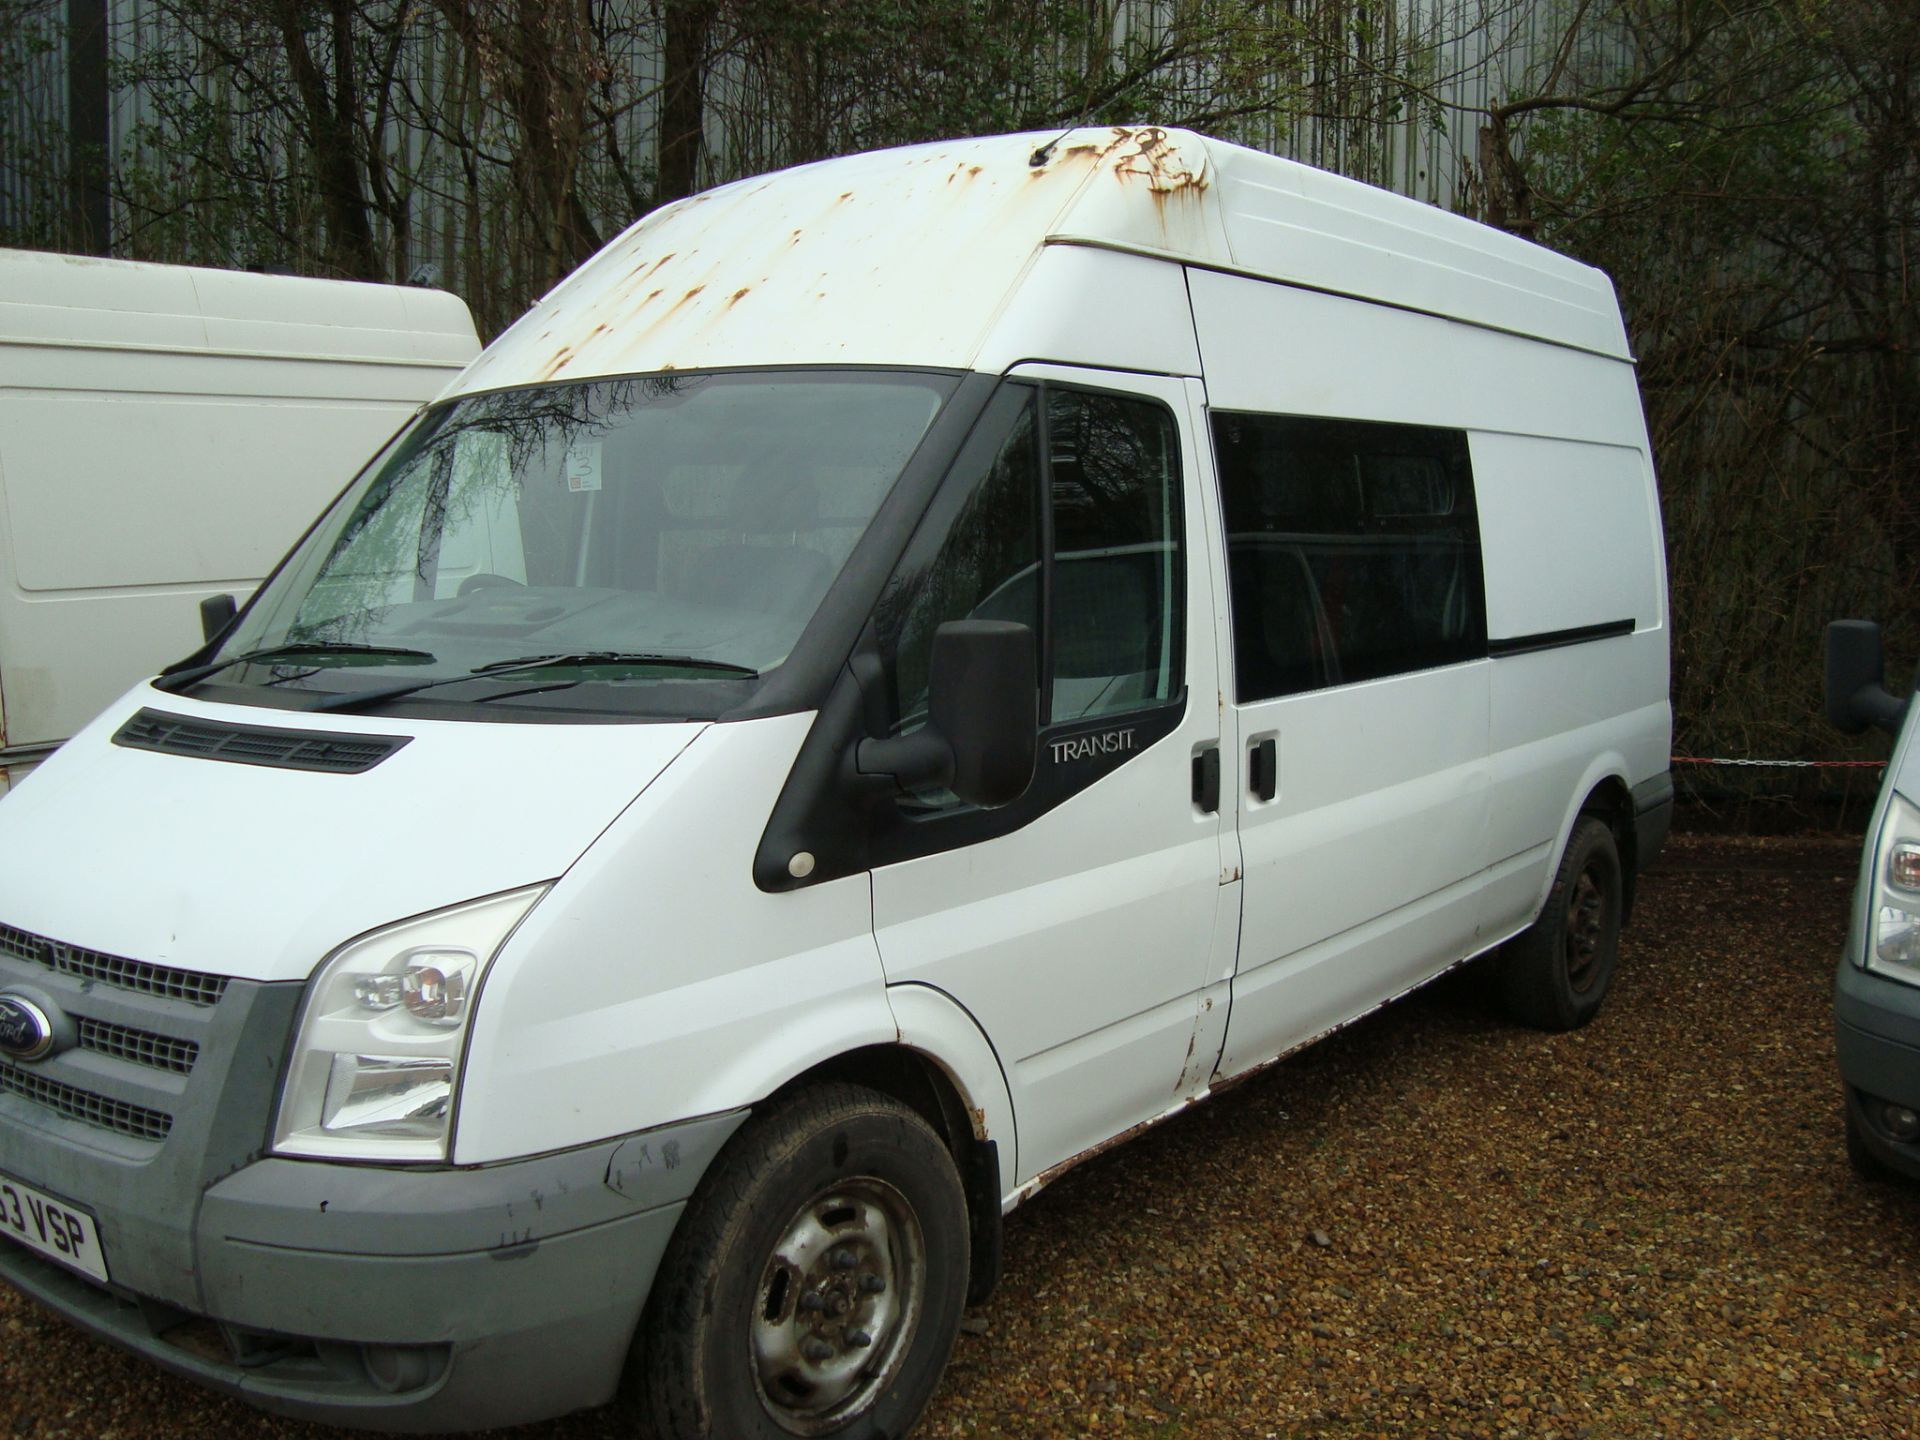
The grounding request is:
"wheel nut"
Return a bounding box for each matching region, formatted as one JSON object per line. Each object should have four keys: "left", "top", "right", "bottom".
{"left": 802, "top": 1338, "right": 834, "bottom": 1362}
{"left": 830, "top": 1248, "right": 857, "bottom": 1270}
{"left": 799, "top": 1292, "right": 826, "bottom": 1313}
{"left": 860, "top": 1274, "right": 885, "bottom": 1294}
{"left": 847, "top": 1330, "right": 873, "bottom": 1348}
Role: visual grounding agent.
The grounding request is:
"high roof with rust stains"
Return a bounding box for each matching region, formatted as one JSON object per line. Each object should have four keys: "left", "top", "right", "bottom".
{"left": 449, "top": 127, "right": 1629, "bottom": 396}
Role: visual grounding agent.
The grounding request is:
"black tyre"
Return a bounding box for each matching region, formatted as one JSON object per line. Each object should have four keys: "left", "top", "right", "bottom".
{"left": 1498, "top": 815, "right": 1622, "bottom": 1031}
{"left": 630, "top": 1083, "right": 969, "bottom": 1439}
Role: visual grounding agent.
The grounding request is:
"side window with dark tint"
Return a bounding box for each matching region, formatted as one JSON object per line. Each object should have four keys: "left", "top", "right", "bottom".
{"left": 1046, "top": 388, "right": 1183, "bottom": 723}
{"left": 869, "top": 381, "right": 1185, "bottom": 817}
{"left": 1214, "top": 413, "right": 1485, "bottom": 703}
{"left": 875, "top": 386, "right": 1042, "bottom": 737}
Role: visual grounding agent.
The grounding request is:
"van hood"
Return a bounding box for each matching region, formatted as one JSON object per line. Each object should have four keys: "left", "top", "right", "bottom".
{"left": 0, "top": 688, "right": 705, "bottom": 982}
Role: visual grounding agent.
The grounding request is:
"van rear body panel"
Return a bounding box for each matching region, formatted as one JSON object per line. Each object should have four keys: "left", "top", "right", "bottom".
{"left": 0, "top": 251, "right": 479, "bottom": 782}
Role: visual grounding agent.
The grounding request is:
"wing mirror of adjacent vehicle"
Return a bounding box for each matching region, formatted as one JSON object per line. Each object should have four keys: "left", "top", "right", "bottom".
{"left": 199, "top": 593, "right": 238, "bottom": 643}
{"left": 1825, "top": 620, "right": 1911, "bottom": 737}
{"left": 856, "top": 620, "right": 1038, "bottom": 809}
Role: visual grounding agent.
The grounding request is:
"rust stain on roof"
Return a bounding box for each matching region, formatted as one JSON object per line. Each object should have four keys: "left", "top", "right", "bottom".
{"left": 538, "top": 344, "right": 575, "bottom": 381}
{"left": 725, "top": 287, "right": 751, "bottom": 308}
{"left": 1109, "top": 126, "right": 1207, "bottom": 197}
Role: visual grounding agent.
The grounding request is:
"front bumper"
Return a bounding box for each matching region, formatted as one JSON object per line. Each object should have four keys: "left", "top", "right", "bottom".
{"left": 1835, "top": 951, "right": 1920, "bottom": 1183}
{"left": 0, "top": 1110, "right": 743, "bottom": 1431}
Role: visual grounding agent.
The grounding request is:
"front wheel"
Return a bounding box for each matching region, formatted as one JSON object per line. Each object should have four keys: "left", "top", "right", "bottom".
{"left": 630, "top": 1083, "right": 969, "bottom": 1439}
{"left": 1497, "top": 815, "right": 1623, "bottom": 1031}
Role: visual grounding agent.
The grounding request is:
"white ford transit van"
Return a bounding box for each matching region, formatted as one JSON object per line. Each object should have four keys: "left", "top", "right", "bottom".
{"left": 0, "top": 249, "right": 480, "bottom": 793}
{"left": 0, "top": 129, "right": 1670, "bottom": 1438}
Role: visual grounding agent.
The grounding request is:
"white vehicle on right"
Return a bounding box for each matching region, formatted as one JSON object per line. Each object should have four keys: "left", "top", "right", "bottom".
{"left": 1827, "top": 620, "right": 1920, "bottom": 1181}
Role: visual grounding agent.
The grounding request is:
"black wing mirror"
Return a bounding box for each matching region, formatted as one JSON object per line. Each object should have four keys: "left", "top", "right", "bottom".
{"left": 856, "top": 620, "right": 1037, "bottom": 809}
{"left": 1825, "top": 620, "right": 1910, "bottom": 737}
{"left": 199, "top": 593, "right": 237, "bottom": 643}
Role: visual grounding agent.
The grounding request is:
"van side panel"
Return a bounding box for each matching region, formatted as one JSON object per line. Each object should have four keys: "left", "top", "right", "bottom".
{"left": 1473, "top": 432, "right": 1662, "bottom": 641}
{"left": 456, "top": 713, "right": 901, "bottom": 1166}
{"left": 1473, "top": 428, "right": 1671, "bottom": 937}
{"left": 1201, "top": 141, "right": 1630, "bottom": 359}
{"left": 1217, "top": 667, "right": 1491, "bottom": 1079}
{"left": 1191, "top": 264, "right": 1666, "bottom": 1073}
{"left": 1187, "top": 270, "right": 1635, "bottom": 439}
{"left": 0, "top": 380, "right": 421, "bottom": 751}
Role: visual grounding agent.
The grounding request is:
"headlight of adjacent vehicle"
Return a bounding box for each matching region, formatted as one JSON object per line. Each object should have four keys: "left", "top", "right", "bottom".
{"left": 274, "top": 885, "right": 548, "bottom": 1162}
{"left": 1867, "top": 791, "right": 1920, "bottom": 987}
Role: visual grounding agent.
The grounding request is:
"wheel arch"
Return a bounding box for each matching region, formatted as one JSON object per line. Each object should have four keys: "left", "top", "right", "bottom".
{"left": 764, "top": 985, "right": 1015, "bottom": 1306}
{"left": 1537, "top": 756, "right": 1637, "bottom": 925}
{"left": 1574, "top": 771, "right": 1638, "bottom": 919}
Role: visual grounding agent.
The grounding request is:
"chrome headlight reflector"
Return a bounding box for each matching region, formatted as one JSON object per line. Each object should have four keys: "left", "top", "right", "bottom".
{"left": 274, "top": 885, "right": 548, "bottom": 1162}
{"left": 1869, "top": 792, "right": 1920, "bottom": 986}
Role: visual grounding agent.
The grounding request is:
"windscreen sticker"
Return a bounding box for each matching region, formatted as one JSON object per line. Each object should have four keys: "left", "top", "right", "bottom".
{"left": 565, "top": 440, "right": 604, "bottom": 493}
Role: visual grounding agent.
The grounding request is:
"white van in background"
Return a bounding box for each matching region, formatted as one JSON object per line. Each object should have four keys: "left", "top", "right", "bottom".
{"left": 0, "top": 130, "right": 1670, "bottom": 1439}
{"left": 0, "top": 250, "right": 480, "bottom": 792}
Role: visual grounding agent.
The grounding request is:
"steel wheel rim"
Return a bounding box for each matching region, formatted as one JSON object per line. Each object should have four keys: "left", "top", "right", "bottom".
{"left": 750, "top": 1176, "right": 926, "bottom": 1435}
{"left": 1564, "top": 865, "right": 1608, "bottom": 993}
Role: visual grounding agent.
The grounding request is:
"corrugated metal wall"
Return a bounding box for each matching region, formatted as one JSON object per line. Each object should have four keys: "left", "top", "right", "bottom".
{"left": 0, "top": 0, "right": 1618, "bottom": 322}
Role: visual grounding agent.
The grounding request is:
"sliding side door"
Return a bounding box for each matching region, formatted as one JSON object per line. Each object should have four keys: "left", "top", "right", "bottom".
{"left": 1207, "top": 408, "right": 1493, "bottom": 1078}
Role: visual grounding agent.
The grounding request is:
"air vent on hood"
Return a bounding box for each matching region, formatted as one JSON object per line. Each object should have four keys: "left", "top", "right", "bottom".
{"left": 113, "top": 709, "right": 410, "bottom": 775}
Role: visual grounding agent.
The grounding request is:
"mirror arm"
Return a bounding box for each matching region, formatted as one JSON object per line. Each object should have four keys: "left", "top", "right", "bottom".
{"left": 1850, "top": 684, "right": 1911, "bottom": 738}
{"left": 853, "top": 730, "right": 954, "bottom": 793}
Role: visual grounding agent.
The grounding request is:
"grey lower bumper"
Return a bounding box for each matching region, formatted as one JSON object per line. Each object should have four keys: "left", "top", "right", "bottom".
{"left": 0, "top": 1111, "right": 745, "bottom": 1432}
{"left": 1835, "top": 952, "right": 1920, "bottom": 1182}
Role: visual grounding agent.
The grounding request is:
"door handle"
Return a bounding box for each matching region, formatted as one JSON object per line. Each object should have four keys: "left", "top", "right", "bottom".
{"left": 1249, "top": 738, "right": 1277, "bottom": 802}
{"left": 1192, "top": 746, "right": 1220, "bottom": 814}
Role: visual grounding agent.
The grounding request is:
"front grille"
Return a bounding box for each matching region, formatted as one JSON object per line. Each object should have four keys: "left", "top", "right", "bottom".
{"left": 113, "top": 708, "right": 409, "bottom": 775}
{"left": 0, "top": 1061, "right": 172, "bottom": 1141}
{"left": 78, "top": 1019, "right": 198, "bottom": 1075}
{"left": 0, "top": 924, "right": 228, "bottom": 1006}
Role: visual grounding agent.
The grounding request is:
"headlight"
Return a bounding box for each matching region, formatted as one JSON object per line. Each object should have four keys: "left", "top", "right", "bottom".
{"left": 274, "top": 886, "right": 548, "bottom": 1162}
{"left": 1867, "top": 791, "right": 1920, "bottom": 986}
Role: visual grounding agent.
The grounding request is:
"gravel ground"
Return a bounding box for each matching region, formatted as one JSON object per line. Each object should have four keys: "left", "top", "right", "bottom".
{"left": 1, "top": 831, "right": 1914, "bottom": 1439}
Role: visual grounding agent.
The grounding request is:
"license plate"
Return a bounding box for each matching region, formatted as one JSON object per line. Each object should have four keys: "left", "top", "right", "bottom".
{"left": 0, "top": 1172, "right": 108, "bottom": 1284}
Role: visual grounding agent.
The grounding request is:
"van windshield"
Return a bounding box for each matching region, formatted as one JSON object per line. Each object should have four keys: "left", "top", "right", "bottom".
{"left": 194, "top": 370, "right": 954, "bottom": 717}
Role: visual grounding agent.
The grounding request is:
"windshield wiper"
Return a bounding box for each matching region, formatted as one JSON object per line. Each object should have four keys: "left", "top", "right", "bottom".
{"left": 155, "top": 642, "right": 438, "bottom": 693}
{"left": 308, "top": 651, "right": 759, "bottom": 714}
{"left": 470, "top": 652, "right": 760, "bottom": 678}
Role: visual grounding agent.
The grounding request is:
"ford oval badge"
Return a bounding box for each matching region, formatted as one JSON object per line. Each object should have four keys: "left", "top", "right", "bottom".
{"left": 0, "top": 995, "right": 55, "bottom": 1062}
